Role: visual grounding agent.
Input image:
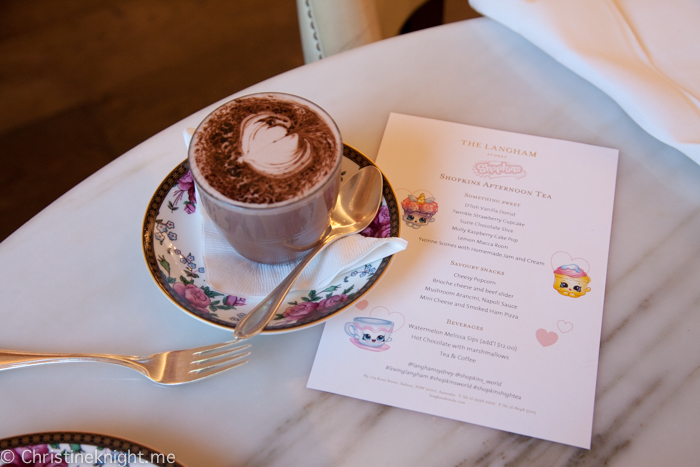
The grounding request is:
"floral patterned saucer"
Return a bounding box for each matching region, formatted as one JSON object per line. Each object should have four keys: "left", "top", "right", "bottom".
{"left": 142, "top": 145, "right": 400, "bottom": 333}
{"left": 0, "top": 432, "right": 186, "bottom": 466}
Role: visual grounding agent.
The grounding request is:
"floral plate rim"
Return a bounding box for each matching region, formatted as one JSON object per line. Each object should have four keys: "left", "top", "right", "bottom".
{"left": 141, "top": 144, "right": 401, "bottom": 333}
{"left": 0, "top": 431, "right": 187, "bottom": 466}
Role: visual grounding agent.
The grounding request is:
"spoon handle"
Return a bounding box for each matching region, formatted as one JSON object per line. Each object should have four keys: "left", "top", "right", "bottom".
{"left": 233, "top": 233, "right": 336, "bottom": 340}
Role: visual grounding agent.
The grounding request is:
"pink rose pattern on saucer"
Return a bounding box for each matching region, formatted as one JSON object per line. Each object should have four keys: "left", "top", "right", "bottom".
{"left": 280, "top": 290, "right": 351, "bottom": 326}
{"left": 169, "top": 170, "right": 197, "bottom": 214}
{"left": 143, "top": 145, "right": 400, "bottom": 333}
{"left": 360, "top": 205, "right": 391, "bottom": 238}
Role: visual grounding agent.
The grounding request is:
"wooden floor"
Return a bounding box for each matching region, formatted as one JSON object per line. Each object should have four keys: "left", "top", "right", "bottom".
{"left": 0, "top": 0, "right": 478, "bottom": 242}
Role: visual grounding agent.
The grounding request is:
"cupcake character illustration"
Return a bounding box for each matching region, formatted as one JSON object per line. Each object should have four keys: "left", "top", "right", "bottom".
{"left": 401, "top": 192, "right": 439, "bottom": 229}
{"left": 553, "top": 264, "right": 591, "bottom": 298}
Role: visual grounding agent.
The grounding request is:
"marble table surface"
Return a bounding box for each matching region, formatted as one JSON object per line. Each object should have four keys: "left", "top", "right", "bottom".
{"left": 1, "top": 17, "right": 699, "bottom": 467}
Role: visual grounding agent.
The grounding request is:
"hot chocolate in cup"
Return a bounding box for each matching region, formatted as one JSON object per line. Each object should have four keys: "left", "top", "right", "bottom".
{"left": 188, "top": 92, "right": 343, "bottom": 264}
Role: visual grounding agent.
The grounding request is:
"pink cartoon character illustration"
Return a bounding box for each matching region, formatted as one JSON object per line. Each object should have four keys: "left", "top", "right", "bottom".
{"left": 401, "top": 192, "right": 438, "bottom": 229}
{"left": 551, "top": 252, "right": 592, "bottom": 298}
{"left": 344, "top": 306, "right": 405, "bottom": 352}
{"left": 553, "top": 264, "right": 592, "bottom": 298}
{"left": 345, "top": 317, "right": 394, "bottom": 352}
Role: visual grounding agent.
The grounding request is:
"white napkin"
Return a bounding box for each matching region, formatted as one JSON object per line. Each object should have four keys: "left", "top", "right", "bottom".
{"left": 201, "top": 208, "right": 406, "bottom": 298}
{"left": 183, "top": 128, "right": 407, "bottom": 299}
{"left": 469, "top": 0, "right": 700, "bottom": 165}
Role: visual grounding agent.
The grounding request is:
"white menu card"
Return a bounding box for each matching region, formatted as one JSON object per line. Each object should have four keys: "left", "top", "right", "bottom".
{"left": 307, "top": 113, "right": 619, "bottom": 448}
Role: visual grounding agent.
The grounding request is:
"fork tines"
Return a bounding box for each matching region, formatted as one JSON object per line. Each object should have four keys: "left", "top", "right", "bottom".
{"left": 190, "top": 341, "right": 251, "bottom": 379}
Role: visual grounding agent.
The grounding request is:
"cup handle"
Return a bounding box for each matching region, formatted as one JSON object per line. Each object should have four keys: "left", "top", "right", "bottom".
{"left": 345, "top": 323, "right": 357, "bottom": 338}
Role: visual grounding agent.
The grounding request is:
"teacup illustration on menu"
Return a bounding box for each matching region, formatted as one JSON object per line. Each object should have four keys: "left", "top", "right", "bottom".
{"left": 345, "top": 317, "right": 394, "bottom": 351}
{"left": 400, "top": 191, "right": 439, "bottom": 229}
{"left": 551, "top": 251, "right": 592, "bottom": 298}
{"left": 344, "top": 306, "right": 405, "bottom": 352}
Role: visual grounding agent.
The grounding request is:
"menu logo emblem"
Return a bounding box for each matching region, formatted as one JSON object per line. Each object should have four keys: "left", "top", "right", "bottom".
{"left": 473, "top": 161, "right": 526, "bottom": 180}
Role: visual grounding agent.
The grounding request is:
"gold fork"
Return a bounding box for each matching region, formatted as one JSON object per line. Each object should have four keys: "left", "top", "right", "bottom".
{"left": 0, "top": 340, "right": 250, "bottom": 385}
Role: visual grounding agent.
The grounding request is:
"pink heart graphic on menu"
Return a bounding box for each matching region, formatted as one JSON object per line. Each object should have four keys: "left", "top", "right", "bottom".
{"left": 557, "top": 320, "right": 574, "bottom": 333}
{"left": 536, "top": 329, "right": 558, "bottom": 347}
{"left": 370, "top": 306, "right": 406, "bottom": 332}
{"left": 355, "top": 300, "right": 369, "bottom": 310}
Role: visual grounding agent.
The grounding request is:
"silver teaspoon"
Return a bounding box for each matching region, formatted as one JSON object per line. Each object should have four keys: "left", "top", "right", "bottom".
{"left": 233, "top": 166, "right": 384, "bottom": 340}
